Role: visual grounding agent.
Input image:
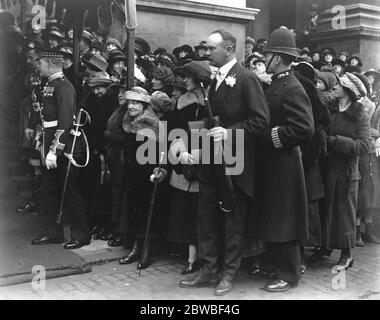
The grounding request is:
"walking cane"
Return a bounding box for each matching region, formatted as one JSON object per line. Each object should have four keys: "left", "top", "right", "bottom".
{"left": 138, "top": 152, "right": 165, "bottom": 276}
{"left": 56, "top": 108, "right": 90, "bottom": 224}
{"left": 200, "top": 82, "right": 236, "bottom": 213}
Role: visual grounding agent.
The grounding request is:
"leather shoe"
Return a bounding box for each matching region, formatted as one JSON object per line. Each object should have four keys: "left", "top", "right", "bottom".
{"left": 179, "top": 274, "right": 218, "bottom": 288}
{"left": 181, "top": 261, "right": 201, "bottom": 275}
{"left": 119, "top": 240, "right": 140, "bottom": 265}
{"left": 31, "top": 236, "right": 62, "bottom": 245}
{"left": 63, "top": 240, "right": 90, "bottom": 249}
{"left": 17, "top": 202, "right": 39, "bottom": 214}
{"left": 108, "top": 235, "right": 123, "bottom": 247}
{"left": 335, "top": 256, "right": 354, "bottom": 271}
{"left": 215, "top": 279, "right": 234, "bottom": 296}
{"left": 263, "top": 279, "right": 297, "bottom": 292}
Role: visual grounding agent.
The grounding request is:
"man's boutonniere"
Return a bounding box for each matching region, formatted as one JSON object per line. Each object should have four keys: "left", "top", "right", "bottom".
{"left": 225, "top": 74, "right": 237, "bottom": 88}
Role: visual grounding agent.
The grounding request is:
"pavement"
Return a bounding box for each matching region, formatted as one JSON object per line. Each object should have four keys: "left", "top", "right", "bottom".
{"left": 0, "top": 146, "right": 380, "bottom": 300}
{"left": 0, "top": 243, "right": 379, "bottom": 300}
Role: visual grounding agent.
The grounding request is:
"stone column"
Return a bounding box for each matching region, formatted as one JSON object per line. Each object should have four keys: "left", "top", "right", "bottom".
{"left": 309, "top": 0, "right": 380, "bottom": 70}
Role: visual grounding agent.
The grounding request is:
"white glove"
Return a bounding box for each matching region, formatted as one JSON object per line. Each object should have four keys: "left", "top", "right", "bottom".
{"left": 179, "top": 151, "right": 195, "bottom": 165}
{"left": 25, "top": 128, "right": 35, "bottom": 141}
{"left": 150, "top": 168, "right": 167, "bottom": 183}
{"left": 45, "top": 151, "right": 57, "bottom": 170}
{"left": 207, "top": 126, "right": 228, "bottom": 142}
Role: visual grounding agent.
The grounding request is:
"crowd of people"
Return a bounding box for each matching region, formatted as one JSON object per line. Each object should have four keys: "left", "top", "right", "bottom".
{"left": 1, "top": 10, "right": 380, "bottom": 295}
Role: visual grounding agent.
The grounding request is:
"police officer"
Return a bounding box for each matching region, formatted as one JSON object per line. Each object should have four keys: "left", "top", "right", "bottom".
{"left": 31, "top": 49, "right": 90, "bottom": 249}
{"left": 254, "top": 27, "right": 314, "bottom": 292}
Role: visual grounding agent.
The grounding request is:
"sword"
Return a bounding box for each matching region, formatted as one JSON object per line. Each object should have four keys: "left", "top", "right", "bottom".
{"left": 56, "top": 108, "right": 85, "bottom": 224}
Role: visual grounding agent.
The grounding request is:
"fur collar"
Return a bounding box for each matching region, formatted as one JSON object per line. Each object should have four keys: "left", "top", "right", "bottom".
{"left": 177, "top": 88, "right": 205, "bottom": 110}
{"left": 122, "top": 106, "right": 162, "bottom": 141}
{"left": 331, "top": 100, "right": 365, "bottom": 122}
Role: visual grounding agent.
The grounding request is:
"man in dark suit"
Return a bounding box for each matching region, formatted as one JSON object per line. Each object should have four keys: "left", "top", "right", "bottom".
{"left": 179, "top": 30, "right": 270, "bottom": 296}
{"left": 254, "top": 27, "right": 314, "bottom": 292}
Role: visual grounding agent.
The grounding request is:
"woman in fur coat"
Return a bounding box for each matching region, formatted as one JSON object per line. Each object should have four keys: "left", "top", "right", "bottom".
{"left": 167, "top": 61, "right": 211, "bottom": 274}
{"left": 118, "top": 87, "right": 168, "bottom": 270}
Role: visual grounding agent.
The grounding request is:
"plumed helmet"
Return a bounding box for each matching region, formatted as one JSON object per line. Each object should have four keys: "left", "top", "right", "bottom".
{"left": 263, "top": 26, "right": 300, "bottom": 58}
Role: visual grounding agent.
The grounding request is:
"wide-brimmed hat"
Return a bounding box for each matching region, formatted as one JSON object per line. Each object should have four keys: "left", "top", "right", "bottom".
{"left": 322, "top": 48, "right": 336, "bottom": 58}
{"left": 82, "top": 30, "right": 93, "bottom": 45}
{"left": 178, "top": 60, "right": 211, "bottom": 84}
{"left": 48, "top": 26, "right": 64, "bottom": 40}
{"left": 83, "top": 53, "right": 108, "bottom": 72}
{"left": 194, "top": 41, "right": 208, "bottom": 51}
{"left": 59, "top": 46, "right": 73, "bottom": 59}
{"left": 263, "top": 26, "right": 300, "bottom": 58}
{"left": 152, "top": 66, "right": 175, "bottom": 85}
{"left": 364, "top": 69, "right": 380, "bottom": 83}
{"left": 125, "top": 86, "right": 151, "bottom": 104}
{"left": 150, "top": 91, "right": 173, "bottom": 114}
{"left": 339, "top": 72, "right": 367, "bottom": 100}
{"left": 316, "top": 70, "right": 330, "bottom": 89}
{"left": 105, "top": 38, "right": 122, "bottom": 50}
{"left": 86, "top": 74, "right": 114, "bottom": 88}
{"left": 352, "top": 72, "right": 371, "bottom": 97}
{"left": 332, "top": 59, "right": 346, "bottom": 68}
{"left": 108, "top": 83, "right": 128, "bottom": 91}
{"left": 134, "top": 37, "right": 151, "bottom": 56}
{"left": 156, "top": 55, "right": 176, "bottom": 71}
{"left": 136, "top": 57, "right": 156, "bottom": 76}
{"left": 108, "top": 50, "right": 126, "bottom": 65}
{"left": 348, "top": 55, "right": 363, "bottom": 67}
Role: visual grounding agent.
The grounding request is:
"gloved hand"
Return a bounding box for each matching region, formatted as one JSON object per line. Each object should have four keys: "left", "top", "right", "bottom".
{"left": 25, "top": 128, "right": 35, "bottom": 141}
{"left": 179, "top": 151, "right": 195, "bottom": 165}
{"left": 207, "top": 126, "right": 228, "bottom": 142}
{"left": 150, "top": 168, "right": 167, "bottom": 183}
{"left": 45, "top": 151, "right": 57, "bottom": 170}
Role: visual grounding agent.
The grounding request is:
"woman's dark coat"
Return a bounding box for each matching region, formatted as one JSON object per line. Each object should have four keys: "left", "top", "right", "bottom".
{"left": 323, "top": 101, "right": 371, "bottom": 249}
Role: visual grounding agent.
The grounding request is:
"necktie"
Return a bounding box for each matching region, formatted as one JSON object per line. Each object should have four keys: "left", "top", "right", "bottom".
{"left": 215, "top": 70, "right": 223, "bottom": 91}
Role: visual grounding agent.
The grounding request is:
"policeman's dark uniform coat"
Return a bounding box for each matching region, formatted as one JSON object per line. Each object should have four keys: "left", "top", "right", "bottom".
{"left": 253, "top": 69, "right": 314, "bottom": 284}
{"left": 198, "top": 60, "right": 270, "bottom": 281}
{"left": 38, "top": 69, "right": 89, "bottom": 242}
{"left": 254, "top": 70, "right": 314, "bottom": 242}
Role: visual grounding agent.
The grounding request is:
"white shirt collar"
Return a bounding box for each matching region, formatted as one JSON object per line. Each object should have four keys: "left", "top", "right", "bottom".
{"left": 48, "top": 71, "right": 64, "bottom": 82}
{"left": 218, "top": 58, "right": 237, "bottom": 76}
